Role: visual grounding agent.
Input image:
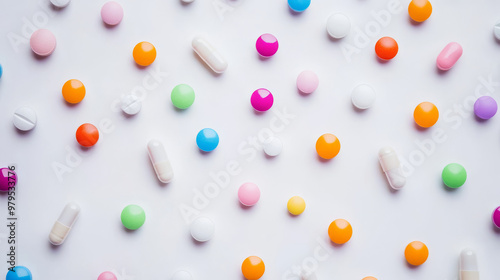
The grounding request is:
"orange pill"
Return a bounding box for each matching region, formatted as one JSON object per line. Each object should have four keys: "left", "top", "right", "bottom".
{"left": 76, "top": 123, "right": 99, "bottom": 147}
{"left": 414, "top": 102, "right": 439, "bottom": 128}
{"left": 62, "top": 79, "right": 86, "bottom": 104}
{"left": 375, "top": 37, "right": 398, "bottom": 60}
{"left": 328, "top": 219, "right": 352, "bottom": 244}
{"left": 408, "top": 0, "right": 432, "bottom": 22}
{"left": 133, "top": 41, "right": 156, "bottom": 66}
{"left": 362, "top": 277, "right": 378, "bottom": 280}
{"left": 241, "top": 256, "right": 265, "bottom": 280}
{"left": 405, "top": 241, "right": 429, "bottom": 266}
{"left": 316, "top": 133, "right": 341, "bottom": 160}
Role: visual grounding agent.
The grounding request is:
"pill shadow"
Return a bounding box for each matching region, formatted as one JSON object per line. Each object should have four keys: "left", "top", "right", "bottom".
{"left": 133, "top": 60, "right": 148, "bottom": 70}
{"left": 435, "top": 67, "right": 449, "bottom": 76}
{"left": 325, "top": 31, "right": 343, "bottom": 43}
{"left": 191, "top": 237, "right": 208, "bottom": 246}
{"left": 287, "top": 210, "right": 300, "bottom": 218}
{"left": 298, "top": 88, "right": 312, "bottom": 97}
{"left": 413, "top": 122, "right": 430, "bottom": 132}
{"left": 180, "top": 0, "right": 193, "bottom": 6}
{"left": 404, "top": 259, "right": 420, "bottom": 270}
{"left": 173, "top": 105, "right": 190, "bottom": 114}
{"left": 352, "top": 103, "right": 368, "bottom": 114}
{"left": 329, "top": 240, "right": 347, "bottom": 249}
{"left": 238, "top": 200, "right": 254, "bottom": 210}
{"left": 62, "top": 98, "right": 80, "bottom": 107}
{"left": 264, "top": 153, "right": 277, "bottom": 160}
{"left": 407, "top": 16, "right": 424, "bottom": 27}
{"left": 251, "top": 107, "right": 267, "bottom": 116}
{"left": 288, "top": 6, "right": 305, "bottom": 16}
{"left": 192, "top": 51, "right": 223, "bottom": 78}
{"left": 102, "top": 21, "right": 120, "bottom": 30}
{"left": 31, "top": 52, "right": 51, "bottom": 61}
{"left": 474, "top": 114, "right": 489, "bottom": 123}
{"left": 13, "top": 126, "right": 33, "bottom": 136}
{"left": 316, "top": 154, "right": 335, "bottom": 163}
{"left": 493, "top": 33, "right": 500, "bottom": 45}
{"left": 442, "top": 182, "right": 460, "bottom": 192}
{"left": 49, "top": 242, "right": 62, "bottom": 251}
{"left": 492, "top": 223, "right": 500, "bottom": 233}
{"left": 375, "top": 55, "right": 390, "bottom": 64}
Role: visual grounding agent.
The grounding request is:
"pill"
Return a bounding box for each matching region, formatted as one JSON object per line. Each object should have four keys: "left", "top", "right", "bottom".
{"left": 196, "top": 128, "right": 219, "bottom": 152}
{"left": 101, "top": 1, "right": 124, "bottom": 26}
{"left": 0, "top": 64, "right": 3, "bottom": 78}
{"left": 121, "top": 204, "right": 146, "bottom": 230}
{"left": 326, "top": 13, "right": 351, "bottom": 39}
{"left": 460, "top": 249, "right": 479, "bottom": 280}
{"left": 263, "top": 137, "right": 282, "bottom": 157}
{"left": 30, "top": 29, "right": 56, "bottom": 56}
{"left": 375, "top": 37, "right": 398, "bottom": 60}
{"left": 287, "top": 196, "right": 306, "bottom": 215}
{"left": 97, "top": 271, "right": 117, "bottom": 280}
{"left": 6, "top": 266, "right": 32, "bottom": 280}
{"left": 351, "top": 84, "right": 376, "bottom": 109}
{"left": 181, "top": 0, "right": 195, "bottom": 3}
{"left": 148, "top": 139, "right": 174, "bottom": 183}
{"left": 49, "top": 202, "right": 80, "bottom": 245}
{"left": 190, "top": 216, "right": 215, "bottom": 242}
{"left": 362, "top": 277, "right": 377, "bottom": 280}
{"left": 492, "top": 206, "right": 500, "bottom": 228}
{"left": 297, "top": 70, "right": 319, "bottom": 94}
{"left": 378, "top": 147, "right": 406, "bottom": 190}
{"left": 414, "top": 102, "right": 439, "bottom": 128}
{"left": 241, "top": 256, "right": 265, "bottom": 280}
{"left": 474, "top": 96, "right": 497, "bottom": 120}
{"left": 442, "top": 163, "right": 467, "bottom": 188}
{"left": 316, "top": 133, "right": 341, "bottom": 160}
{"left": 251, "top": 88, "right": 274, "bottom": 112}
{"left": 0, "top": 168, "right": 17, "bottom": 192}
{"left": 133, "top": 41, "right": 156, "bottom": 66}
{"left": 256, "top": 33, "right": 279, "bottom": 57}
{"left": 288, "top": 0, "right": 310, "bottom": 12}
{"left": 76, "top": 123, "right": 99, "bottom": 147}
{"left": 171, "top": 270, "right": 193, "bottom": 280}
{"left": 62, "top": 79, "right": 86, "bottom": 104}
{"left": 13, "top": 107, "right": 37, "bottom": 131}
{"left": 494, "top": 20, "right": 500, "bottom": 40}
{"left": 328, "top": 219, "right": 352, "bottom": 244}
{"left": 408, "top": 0, "right": 432, "bottom": 22}
{"left": 121, "top": 94, "right": 141, "bottom": 115}
{"left": 238, "top": 183, "right": 260, "bottom": 206}
{"left": 436, "top": 42, "right": 462, "bottom": 71}
{"left": 405, "top": 241, "right": 428, "bottom": 266}
{"left": 192, "top": 36, "right": 228, "bottom": 74}
{"left": 50, "top": 0, "right": 71, "bottom": 8}
{"left": 171, "top": 84, "right": 195, "bottom": 109}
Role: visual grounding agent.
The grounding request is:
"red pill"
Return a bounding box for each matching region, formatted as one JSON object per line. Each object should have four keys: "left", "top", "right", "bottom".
{"left": 76, "top": 123, "right": 99, "bottom": 147}
{"left": 375, "top": 37, "right": 398, "bottom": 60}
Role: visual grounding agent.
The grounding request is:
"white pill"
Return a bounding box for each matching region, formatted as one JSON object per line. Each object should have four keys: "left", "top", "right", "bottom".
{"left": 148, "top": 140, "right": 174, "bottom": 183}
{"left": 50, "top": 0, "right": 71, "bottom": 8}
{"left": 121, "top": 95, "right": 142, "bottom": 115}
{"left": 171, "top": 270, "right": 193, "bottom": 280}
{"left": 351, "top": 84, "right": 376, "bottom": 109}
{"left": 13, "top": 107, "right": 37, "bottom": 131}
{"left": 192, "top": 36, "right": 228, "bottom": 74}
{"left": 190, "top": 216, "right": 214, "bottom": 242}
{"left": 494, "top": 20, "right": 500, "bottom": 41}
{"left": 326, "top": 13, "right": 351, "bottom": 39}
{"left": 263, "top": 137, "right": 282, "bottom": 157}
{"left": 49, "top": 202, "right": 80, "bottom": 245}
{"left": 378, "top": 147, "right": 406, "bottom": 190}
{"left": 181, "top": 0, "right": 195, "bottom": 3}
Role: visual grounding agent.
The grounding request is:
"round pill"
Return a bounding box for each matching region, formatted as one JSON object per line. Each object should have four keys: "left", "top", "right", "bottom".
{"left": 190, "top": 216, "right": 215, "bottom": 242}
{"left": 251, "top": 88, "right": 274, "bottom": 112}
{"left": 196, "top": 128, "right": 219, "bottom": 152}
{"left": 121, "top": 204, "right": 145, "bottom": 230}
{"left": 492, "top": 206, "right": 500, "bottom": 228}
{"left": 375, "top": 37, "right": 398, "bottom": 60}
{"left": 238, "top": 183, "right": 260, "bottom": 206}
{"left": 97, "top": 271, "right": 117, "bottom": 280}
{"left": 408, "top": 0, "right": 432, "bottom": 22}
{"left": 316, "top": 133, "right": 341, "bottom": 160}
{"left": 256, "top": 33, "right": 279, "bottom": 57}
{"left": 171, "top": 270, "right": 193, "bottom": 280}
{"left": 474, "top": 96, "right": 497, "bottom": 120}
{"left": 287, "top": 196, "right": 306, "bottom": 215}
{"left": 297, "top": 70, "right": 319, "bottom": 94}
{"left": 121, "top": 94, "right": 142, "bottom": 115}
{"left": 241, "top": 256, "right": 265, "bottom": 280}
{"left": 351, "top": 84, "right": 376, "bottom": 109}
{"left": 50, "top": 0, "right": 71, "bottom": 8}
{"left": 326, "top": 13, "right": 351, "bottom": 39}
{"left": 6, "top": 266, "right": 32, "bottom": 280}
{"left": 263, "top": 137, "right": 282, "bottom": 157}
{"left": 0, "top": 168, "right": 17, "bottom": 192}
{"left": 76, "top": 123, "right": 99, "bottom": 147}
{"left": 62, "top": 79, "right": 86, "bottom": 104}
{"left": 13, "top": 107, "right": 37, "bottom": 131}
{"left": 414, "top": 102, "right": 439, "bottom": 128}
{"left": 494, "top": 20, "right": 500, "bottom": 41}
{"left": 171, "top": 84, "right": 195, "bottom": 109}
{"left": 442, "top": 163, "right": 467, "bottom": 188}
{"left": 30, "top": 29, "right": 56, "bottom": 56}
{"left": 328, "top": 219, "right": 352, "bottom": 244}
{"left": 405, "top": 241, "right": 428, "bottom": 266}
{"left": 287, "top": 0, "right": 310, "bottom": 12}
{"left": 101, "top": 1, "right": 124, "bottom": 26}
{"left": 362, "top": 277, "right": 377, "bottom": 280}
{"left": 133, "top": 42, "right": 156, "bottom": 66}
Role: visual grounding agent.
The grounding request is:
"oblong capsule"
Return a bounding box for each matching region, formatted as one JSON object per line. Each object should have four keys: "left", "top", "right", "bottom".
{"left": 49, "top": 202, "right": 80, "bottom": 245}
{"left": 192, "top": 36, "right": 228, "bottom": 74}
{"left": 378, "top": 147, "right": 406, "bottom": 190}
{"left": 460, "top": 249, "right": 479, "bottom": 280}
{"left": 148, "top": 140, "right": 174, "bottom": 183}
{"left": 436, "top": 42, "right": 463, "bottom": 71}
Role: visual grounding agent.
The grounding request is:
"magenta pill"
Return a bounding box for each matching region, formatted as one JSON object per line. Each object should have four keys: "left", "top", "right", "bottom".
{"left": 238, "top": 183, "right": 260, "bottom": 206}
{"left": 256, "top": 33, "right": 279, "bottom": 57}
{"left": 297, "top": 70, "right": 319, "bottom": 94}
{"left": 251, "top": 88, "right": 274, "bottom": 112}
{"left": 30, "top": 29, "right": 56, "bottom": 56}
{"left": 101, "top": 1, "right": 124, "bottom": 26}
{"left": 436, "top": 42, "right": 463, "bottom": 71}
{"left": 0, "top": 168, "right": 17, "bottom": 192}
{"left": 493, "top": 206, "right": 500, "bottom": 228}
{"left": 97, "top": 271, "right": 117, "bottom": 280}
{"left": 474, "top": 96, "right": 497, "bottom": 120}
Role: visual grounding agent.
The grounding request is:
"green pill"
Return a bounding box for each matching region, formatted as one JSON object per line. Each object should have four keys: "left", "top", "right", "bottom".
{"left": 442, "top": 163, "right": 467, "bottom": 188}
{"left": 121, "top": 204, "right": 146, "bottom": 230}
{"left": 171, "top": 84, "right": 195, "bottom": 109}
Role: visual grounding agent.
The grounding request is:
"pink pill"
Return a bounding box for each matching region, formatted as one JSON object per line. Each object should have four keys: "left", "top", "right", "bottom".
{"left": 436, "top": 42, "right": 462, "bottom": 71}
{"left": 251, "top": 88, "right": 274, "bottom": 112}
{"left": 256, "top": 33, "right": 279, "bottom": 57}
{"left": 101, "top": 1, "right": 124, "bottom": 26}
{"left": 30, "top": 29, "right": 56, "bottom": 56}
{"left": 238, "top": 183, "right": 260, "bottom": 206}
{"left": 97, "top": 271, "right": 117, "bottom": 280}
{"left": 297, "top": 70, "right": 319, "bottom": 94}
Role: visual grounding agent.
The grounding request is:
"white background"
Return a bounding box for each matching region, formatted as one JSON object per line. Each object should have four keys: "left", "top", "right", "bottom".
{"left": 1, "top": 0, "right": 500, "bottom": 279}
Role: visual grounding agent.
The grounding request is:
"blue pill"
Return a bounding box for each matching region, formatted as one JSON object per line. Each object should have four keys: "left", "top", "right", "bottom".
{"left": 6, "top": 266, "right": 32, "bottom": 280}
{"left": 0, "top": 64, "right": 3, "bottom": 78}
{"left": 288, "top": 0, "right": 311, "bottom": 12}
{"left": 196, "top": 128, "right": 219, "bottom": 152}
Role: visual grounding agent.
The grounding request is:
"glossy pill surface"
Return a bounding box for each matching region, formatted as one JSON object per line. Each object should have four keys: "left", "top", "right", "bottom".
{"left": 287, "top": 196, "right": 306, "bottom": 215}
{"left": 436, "top": 42, "right": 463, "bottom": 71}
{"left": 49, "top": 202, "right": 80, "bottom": 245}
{"left": 0, "top": 64, "right": 3, "bottom": 78}
{"left": 76, "top": 123, "right": 99, "bottom": 147}
{"left": 13, "top": 107, "right": 37, "bottom": 131}
{"left": 414, "top": 102, "right": 439, "bottom": 128}
{"left": 408, "top": 0, "right": 432, "bottom": 22}
{"left": 297, "top": 70, "right": 319, "bottom": 94}
{"left": 351, "top": 84, "right": 376, "bottom": 109}
{"left": 62, "top": 79, "right": 86, "bottom": 104}
{"left": 242, "top": 256, "right": 265, "bottom": 280}
{"left": 238, "top": 183, "right": 260, "bottom": 206}
{"left": 171, "top": 84, "right": 195, "bottom": 109}
{"left": 30, "top": 29, "right": 56, "bottom": 56}
{"left": 6, "top": 266, "right": 32, "bottom": 280}
{"left": 97, "top": 271, "right": 117, "bottom": 280}
{"left": 442, "top": 163, "right": 467, "bottom": 188}
{"left": 328, "top": 219, "right": 352, "bottom": 244}
{"left": 326, "top": 13, "right": 351, "bottom": 39}
{"left": 474, "top": 96, "right": 497, "bottom": 120}
{"left": 50, "top": 0, "right": 71, "bottom": 8}
{"left": 133, "top": 42, "right": 156, "bottom": 66}
{"left": 148, "top": 140, "right": 174, "bottom": 183}
{"left": 316, "top": 134, "right": 341, "bottom": 159}
{"left": 288, "top": 0, "right": 310, "bottom": 12}
{"left": 0, "top": 168, "right": 17, "bottom": 192}
{"left": 251, "top": 88, "right": 274, "bottom": 112}
{"left": 492, "top": 206, "right": 500, "bottom": 228}
{"left": 190, "top": 216, "right": 215, "bottom": 242}
{"left": 375, "top": 37, "right": 398, "bottom": 60}
{"left": 196, "top": 128, "right": 219, "bottom": 152}
{"left": 256, "top": 34, "right": 279, "bottom": 57}
{"left": 192, "top": 36, "right": 228, "bottom": 73}
{"left": 101, "top": 1, "right": 124, "bottom": 26}
{"left": 379, "top": 147, "right": 406, "bottom": 190}
{"left": 405, "top": 241, "right": 429, "bottom": 266}
{"left": 263, "top": 137, "right": 282, "bottom": 157}
{"left": 121, "top": 204, "right": 145, "bottom": 230}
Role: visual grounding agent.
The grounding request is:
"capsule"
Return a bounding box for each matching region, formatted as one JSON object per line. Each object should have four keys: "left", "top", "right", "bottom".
{"left": 436, "top": 42, "right": 463, "bottom": 71}
{"left": 147, "top": 140, "right": 174, "bottom": 183}
{"left": 192, "top": 36, "right": 228, "bottom": 74}
{"left": 49, "top": 202, "right": 80, "bottom": 245}
{"left": 378, "top": 147, "right": 406, "bottom": 190}
{"left": 460, "top": 249, "right": 479, "bottom": 280}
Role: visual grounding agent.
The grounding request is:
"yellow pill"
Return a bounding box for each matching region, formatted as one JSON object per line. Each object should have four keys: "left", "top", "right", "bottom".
{"left": 287, "top": 196, "right": 306, "bottom": 215}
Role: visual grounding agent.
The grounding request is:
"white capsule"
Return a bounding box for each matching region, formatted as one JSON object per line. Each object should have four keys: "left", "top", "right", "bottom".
{"left": 171, "top": 270, "right": 193, "bottom": 280}
{"left": 190, "top": 216, "right": 215, "bottom": 242}
{"left": 192, "top": 36, "right": 228, "bottom": 74}
{"left": 378, "top": 147, "right": 406, "bottom": 190}
{"left": 148, "top": 140, "right": 174, "bottom": 183}
{"left": 460, "top": 249, "right": 479, "bottom": 280}
{"left": 50, "top": 0, "right": 71, "bottom": 8}
{"left": 49, "top": 202, "right": 80, "bottom": 245}
{"left": 121, "top": 94, "right": 142, "bottom": 115}
{"left": 13, "top": 107, "right": 37, "bottom": 131}
{"left": 263, "top": 137, "right": 282, "bottom": 157}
